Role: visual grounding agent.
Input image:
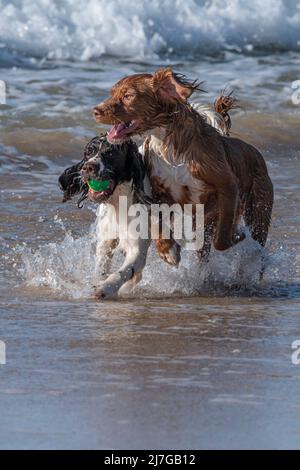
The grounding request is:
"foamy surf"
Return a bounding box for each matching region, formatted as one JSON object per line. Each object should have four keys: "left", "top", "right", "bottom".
{"left": 1, "top": 0, "right": 300, "bottom": 64}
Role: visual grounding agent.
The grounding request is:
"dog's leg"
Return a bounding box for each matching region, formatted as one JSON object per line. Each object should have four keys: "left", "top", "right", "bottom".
{"left": 214, "top": 179, "right": 245, "bottom": 251}
{"left": 152, "top": 210, "right": 181, "bottom": 266}
{"left": 244, "top": 175, "right": 274, "bottom": 247}
{"left": 95, "top": 239, "right": 118, "bottom": 280}
{"left": 118, "top": 272, "right": 143, "bottom": 296}
{"left": 95, "top": 238, "right": 151, "bottom": 299}
{"left": 189, "top": 161, "right": 242, "bottom": 252}
{"left": 197, "top": 199, "right": 218, "bottom": 262}
{"left": 198, "top": 198, "right": 244, "bottom": 261}
{"left": 94, "top": 204, "right": 119, "bottom": 280}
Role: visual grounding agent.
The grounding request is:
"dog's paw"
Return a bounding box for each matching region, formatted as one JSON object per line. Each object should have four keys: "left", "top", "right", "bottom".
{"left": 94, "top": 282, "right": 118, "bottom": 300}
{"left": 159, "top": 242, "right": 181, "bottom": 267}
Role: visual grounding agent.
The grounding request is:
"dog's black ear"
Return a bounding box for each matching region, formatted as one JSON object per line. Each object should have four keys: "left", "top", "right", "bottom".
{"left": 129, "top": 142, "right": 153, "bottom": 206}
{"left": 58, "top": 160, "right": 87, "bottom": 202}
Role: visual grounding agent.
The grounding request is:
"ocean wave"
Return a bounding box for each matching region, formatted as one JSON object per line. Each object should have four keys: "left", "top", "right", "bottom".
{"left": 0, "top": 0, "right": 300, "bottom": 63}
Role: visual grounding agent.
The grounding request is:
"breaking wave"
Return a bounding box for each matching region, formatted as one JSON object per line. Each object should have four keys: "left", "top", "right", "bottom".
{"left": 0, "top": 0, "right": 300, "bottom": 64}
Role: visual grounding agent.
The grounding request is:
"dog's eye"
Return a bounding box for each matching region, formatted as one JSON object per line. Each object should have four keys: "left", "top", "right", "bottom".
{"left": 123, "top": 93, "right": 132, "bottom": 101}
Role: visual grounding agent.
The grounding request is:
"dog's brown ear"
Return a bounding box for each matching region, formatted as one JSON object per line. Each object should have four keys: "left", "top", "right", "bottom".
{"left": 152, "top": 68, "right": 202, "bottom": 103}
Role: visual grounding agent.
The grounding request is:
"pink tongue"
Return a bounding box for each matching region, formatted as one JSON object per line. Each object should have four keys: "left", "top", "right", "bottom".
{"left": 107, "top": 123, "right": 126, "bottom": 140}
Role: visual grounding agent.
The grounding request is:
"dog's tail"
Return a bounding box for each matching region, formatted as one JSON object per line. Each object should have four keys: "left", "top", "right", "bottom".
{"left": 214, "top": 90, "right": 238, "bottom": 135}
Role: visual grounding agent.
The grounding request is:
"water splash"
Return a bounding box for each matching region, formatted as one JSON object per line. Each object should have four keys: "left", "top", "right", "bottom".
{"left": 20, "top": 217, "right": 98, "bottom": 298}
{"left": 18, "top": 210, "right": 297, "bottom": 300}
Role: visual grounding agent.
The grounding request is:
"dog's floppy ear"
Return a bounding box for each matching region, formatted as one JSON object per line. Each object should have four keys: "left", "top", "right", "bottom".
{"left": 58, "top": 160, "right": 87, "bottom": 203}
{"left": 128, "top": 142, "right": 153, "bottom": 206}
{"left": 152, "top": 68, "right": 203, "bottom": 103}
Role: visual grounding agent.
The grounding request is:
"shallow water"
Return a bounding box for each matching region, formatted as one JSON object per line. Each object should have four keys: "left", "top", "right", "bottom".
{"left": 1, "top": 44, "right": 300, "bottom": 448}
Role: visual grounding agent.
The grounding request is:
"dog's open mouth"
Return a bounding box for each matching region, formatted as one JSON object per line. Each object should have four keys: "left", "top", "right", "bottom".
{"left": 85, "top": 178, "right": 116, "bottom": 203}
{"left": 107, "top": 120, "right": 140, "bottom": 143}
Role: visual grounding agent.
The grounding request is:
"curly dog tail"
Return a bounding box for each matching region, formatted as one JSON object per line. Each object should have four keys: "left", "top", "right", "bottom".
{"left": 214, "top": 90, "right": 238, "bottom": 135}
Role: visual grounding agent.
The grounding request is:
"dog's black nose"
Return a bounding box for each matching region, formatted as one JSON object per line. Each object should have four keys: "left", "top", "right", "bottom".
{"left": 82, "top": 160, "right": 99, "bottom": 175}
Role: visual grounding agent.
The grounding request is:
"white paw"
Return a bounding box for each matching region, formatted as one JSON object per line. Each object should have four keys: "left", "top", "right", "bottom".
{"left": 94, "top": 281, "right": 119, "bottom": 300}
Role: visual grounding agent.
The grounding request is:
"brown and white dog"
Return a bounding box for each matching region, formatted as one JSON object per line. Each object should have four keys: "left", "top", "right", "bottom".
{"left": 93, "top": 68, "right": 274, "bottom": 259}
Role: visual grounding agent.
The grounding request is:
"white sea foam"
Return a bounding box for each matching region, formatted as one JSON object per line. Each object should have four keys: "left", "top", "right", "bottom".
{"left": 0, "top": 0, "right": 300, "bottom": 62}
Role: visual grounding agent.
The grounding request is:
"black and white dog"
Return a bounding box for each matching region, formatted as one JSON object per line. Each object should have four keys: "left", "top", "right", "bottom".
{"left": 59, "top": 135, "right": 180, "bottom": 299}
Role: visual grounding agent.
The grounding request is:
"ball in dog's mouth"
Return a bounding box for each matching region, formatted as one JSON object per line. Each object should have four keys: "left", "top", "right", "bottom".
{"left": 107, "top": 120, "right": 140, "bottom": 143}
{"left": 86, "top": 178, "right": 116, "bottom": 203}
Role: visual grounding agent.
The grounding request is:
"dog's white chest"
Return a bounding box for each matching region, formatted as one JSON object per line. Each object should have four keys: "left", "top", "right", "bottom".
{"left": 145, "top": 138, "right": 206, "bottom": 204}
{"left": 95, "top": 181, "right": 149, "bottom": 246}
